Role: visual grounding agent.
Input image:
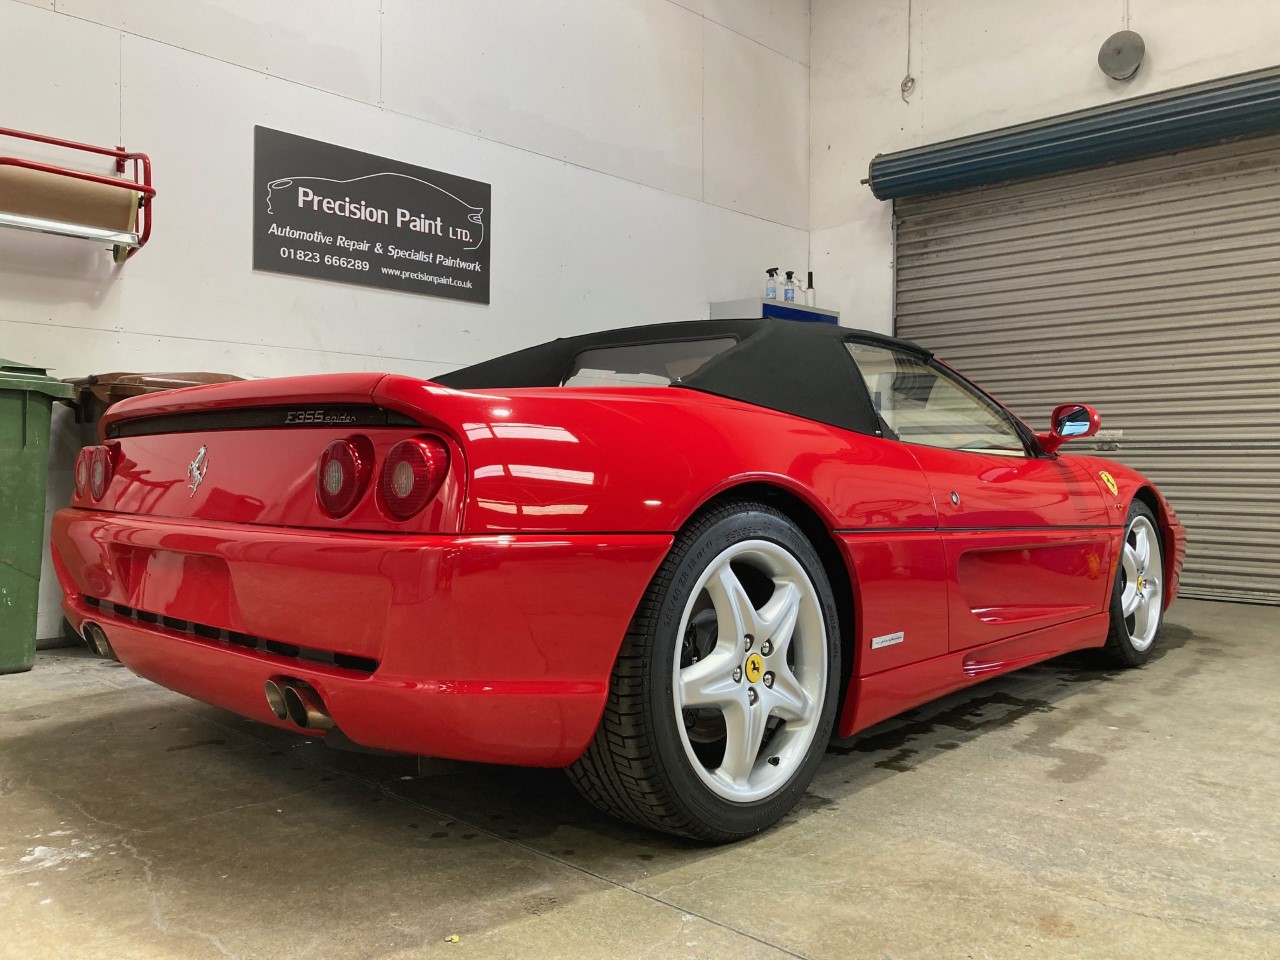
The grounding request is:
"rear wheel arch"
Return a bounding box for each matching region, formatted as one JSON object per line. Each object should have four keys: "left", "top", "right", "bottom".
{"left": 691, "top": 483, "right": 859, "bottom": 713}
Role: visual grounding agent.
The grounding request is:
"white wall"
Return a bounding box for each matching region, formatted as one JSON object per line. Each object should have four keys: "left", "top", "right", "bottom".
{"left": 3, "top": 0, "right": 812, "bottom": 379}
{"left": 810, "top": 0, "right": 1280, "bottom": 335}
{"left": 1, "top": 0, "right": 810, "bottom": 639}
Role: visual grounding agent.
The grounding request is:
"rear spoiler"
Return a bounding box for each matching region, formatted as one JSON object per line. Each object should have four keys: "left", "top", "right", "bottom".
{"left": 100, "top": 371, "right": 519, "bottom": 446}
{"left": 101, "top": 372, "right": 394, "bottom": 435}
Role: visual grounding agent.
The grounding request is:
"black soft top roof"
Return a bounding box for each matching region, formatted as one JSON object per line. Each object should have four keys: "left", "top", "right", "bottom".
{"left": 435, "top": 318, "right": 932, "bottom": 435}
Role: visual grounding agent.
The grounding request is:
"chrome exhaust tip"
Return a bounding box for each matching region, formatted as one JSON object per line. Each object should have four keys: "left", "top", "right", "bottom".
{"left": 281, "top": 682, "right": 334, "bottom": 731}
{"left": 82, "top": 622, "right": 116, "bottom": 661}
{"left": 263, "top": 679, "right": 289, "bottom": 720}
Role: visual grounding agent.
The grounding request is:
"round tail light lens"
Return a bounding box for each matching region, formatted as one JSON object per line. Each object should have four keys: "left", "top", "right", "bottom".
{"left": 89, "top": 446, "right": 112, "bottom": 501}
{"left": 316, "top": 437, "right": 373, "bottom": 517}
{"left": 74, "top": 448, "right": 91, "bottom": 498}
{"left": 379, "top": 438, "right": 450, "bottom": 520}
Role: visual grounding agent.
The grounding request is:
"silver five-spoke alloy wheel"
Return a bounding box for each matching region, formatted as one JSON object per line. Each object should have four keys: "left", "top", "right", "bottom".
{"left": 1119, "top": 514, "right": 1163, "bottom": 652}
{"left": 672, "top": 539, "right": 827, "bottom": 803}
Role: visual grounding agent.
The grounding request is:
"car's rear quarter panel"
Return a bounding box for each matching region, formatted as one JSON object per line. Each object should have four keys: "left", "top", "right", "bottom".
{"left": 373, "top": 379, "right": 964, "bottom": 730}
{"left": 373, "top": 377, "right": 938, "bottom": 535}
{"left": 378, "top": 377, "right": 956, "bottom": 684}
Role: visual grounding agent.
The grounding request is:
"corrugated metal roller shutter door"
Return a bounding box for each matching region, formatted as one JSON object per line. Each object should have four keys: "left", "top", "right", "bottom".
{"left": 894, "top": 132, "right": 1280, "bottom": 603}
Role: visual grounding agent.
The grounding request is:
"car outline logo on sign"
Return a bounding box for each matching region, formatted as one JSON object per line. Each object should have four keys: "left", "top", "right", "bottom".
{"left": 188, "top": 445, "right": 209, "bottom": 497}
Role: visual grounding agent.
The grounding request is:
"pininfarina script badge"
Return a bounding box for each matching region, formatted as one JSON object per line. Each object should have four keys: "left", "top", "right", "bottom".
{"left": 187, "top": 445, "right": 209, "bottom": 497}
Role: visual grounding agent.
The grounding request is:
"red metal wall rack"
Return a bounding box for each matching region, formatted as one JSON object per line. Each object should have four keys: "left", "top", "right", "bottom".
{"left": 0, "top": 126, "right": 154, "bottom": 261}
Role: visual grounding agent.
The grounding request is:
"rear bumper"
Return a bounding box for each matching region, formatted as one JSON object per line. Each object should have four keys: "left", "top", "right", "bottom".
{"left": 52, "top": 509, "right": 671, "bottom": 765}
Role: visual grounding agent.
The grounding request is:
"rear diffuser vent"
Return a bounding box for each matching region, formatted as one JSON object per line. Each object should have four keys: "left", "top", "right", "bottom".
{"left": 82, "top": 597, "right": 378, "bottom": 674}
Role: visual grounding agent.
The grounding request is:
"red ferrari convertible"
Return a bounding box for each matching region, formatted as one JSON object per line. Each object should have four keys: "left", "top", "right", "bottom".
{"left": 52, "top": 319, "right": 1186, "bottom": 840}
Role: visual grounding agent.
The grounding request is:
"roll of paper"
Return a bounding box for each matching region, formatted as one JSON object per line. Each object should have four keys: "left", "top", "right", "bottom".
{"left": 0, "top": 165, "right": 138, "bottom": 233}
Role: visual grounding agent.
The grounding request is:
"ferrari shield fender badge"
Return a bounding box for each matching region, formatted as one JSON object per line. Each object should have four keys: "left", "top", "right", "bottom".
{"left": 188, "top": 445, "right": 209, "bottom": 497}
{"left": 1099, "top": 470, "right": 1118, "bottom": 497}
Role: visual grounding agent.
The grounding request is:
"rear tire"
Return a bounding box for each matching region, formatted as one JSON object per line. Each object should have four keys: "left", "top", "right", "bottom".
{"left": 567, "top": 500, "right": 841, "bottom": 842}
{"left": 1100, "top": 501, "right": 1165, "bottom": 668}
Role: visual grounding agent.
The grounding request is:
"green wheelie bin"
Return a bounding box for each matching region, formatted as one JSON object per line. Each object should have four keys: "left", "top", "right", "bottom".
{"left": 0, "top": 360, "right": 73, "bottom": 674}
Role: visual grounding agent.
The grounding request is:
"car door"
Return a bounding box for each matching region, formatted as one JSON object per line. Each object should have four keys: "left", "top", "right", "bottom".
{"left": 846, "top": 340, "right": 1114, "bottom": 652}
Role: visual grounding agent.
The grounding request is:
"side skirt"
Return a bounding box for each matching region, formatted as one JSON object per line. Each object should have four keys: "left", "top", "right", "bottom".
{"left": 836, "top": 612, "right": 1110, "bottom": 737}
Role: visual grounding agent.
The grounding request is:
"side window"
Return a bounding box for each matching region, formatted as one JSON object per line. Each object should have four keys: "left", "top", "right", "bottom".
{"left": 845, "top": 341, "right": 1026, "bottom": 455}
{"left": 562, "top": 338, "right": 736, "bottom": 387}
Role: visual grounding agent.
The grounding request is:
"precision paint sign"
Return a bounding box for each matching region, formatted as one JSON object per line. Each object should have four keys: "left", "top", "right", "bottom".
{"left": 252, "top": 126, "right": 491, "bottom": 303}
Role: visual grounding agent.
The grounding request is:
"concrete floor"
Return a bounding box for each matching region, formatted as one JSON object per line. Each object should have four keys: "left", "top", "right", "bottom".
{"left": 1, "top": 599, "right": 1276, "bottom": 960}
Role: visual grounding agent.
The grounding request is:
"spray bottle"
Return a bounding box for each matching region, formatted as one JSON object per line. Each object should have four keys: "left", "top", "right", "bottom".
{"left": 765, "top": 267, "right": 779, "bottom": 300}
{"left": 783, "top": 270, "right": 798, "bottom": 302}
{"left": 804, "top": 271, "right": 816, "bottom": 307}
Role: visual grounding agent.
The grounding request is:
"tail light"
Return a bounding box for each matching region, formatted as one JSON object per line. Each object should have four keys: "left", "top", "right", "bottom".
{"left": 74, "top": 448, "right": 91, "bottom": 498}
{"left": 379, "top": 437, "right": 449, "bottom": 520}
{"left": 315, "top": 437, "right": 374, "bottom": 517}
{"left": 89, "top": 446, "right": 113, "bottom": 501}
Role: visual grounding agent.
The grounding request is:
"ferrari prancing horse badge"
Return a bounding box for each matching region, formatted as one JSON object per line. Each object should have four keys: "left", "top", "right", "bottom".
{"left": 188, "top": 445, "right": 209, "bottom": 497}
